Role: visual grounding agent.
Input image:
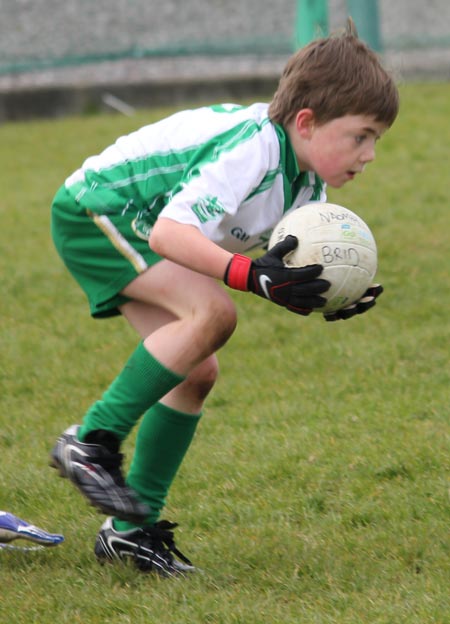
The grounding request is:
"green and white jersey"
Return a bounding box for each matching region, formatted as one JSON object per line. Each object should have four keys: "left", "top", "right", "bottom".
{"left": 65, "top": 103, "right": 326, "bottom": 254}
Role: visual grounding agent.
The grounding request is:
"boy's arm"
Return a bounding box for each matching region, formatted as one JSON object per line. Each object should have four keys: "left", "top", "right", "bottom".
{"left": 150, "top": 217, "right": 329, "bottom": 316}
{"left": 150, "top": 217, "right": 232, "bottom": 279}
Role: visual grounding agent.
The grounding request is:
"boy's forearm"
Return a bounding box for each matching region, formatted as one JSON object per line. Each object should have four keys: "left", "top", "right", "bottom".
{"left": 149, "top": 217, "right": 233, "bottom": 280}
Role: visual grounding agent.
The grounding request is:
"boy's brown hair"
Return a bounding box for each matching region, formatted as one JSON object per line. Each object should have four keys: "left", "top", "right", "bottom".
{"left": 269, "top": 18, "right": 399, "bottom": 127}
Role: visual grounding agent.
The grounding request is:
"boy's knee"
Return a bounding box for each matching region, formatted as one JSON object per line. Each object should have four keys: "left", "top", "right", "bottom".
{"left": 200, "top": 293, "right": 237, "bottom": 352}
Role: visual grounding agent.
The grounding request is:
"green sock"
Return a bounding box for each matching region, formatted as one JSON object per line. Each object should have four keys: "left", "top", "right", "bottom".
{"left": 114, "top": 402, "right": 201, "bottom": 531}
{"left": 78, "top": 342, "right": 184, "bottom": 442}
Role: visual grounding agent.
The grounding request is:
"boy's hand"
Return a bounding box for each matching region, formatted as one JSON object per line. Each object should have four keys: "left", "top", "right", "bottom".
{"left": 224, "top": 235, "right": 330, "bottom": 315}
{"left": 323, "top": 284, "right": 384, "bottom": 321}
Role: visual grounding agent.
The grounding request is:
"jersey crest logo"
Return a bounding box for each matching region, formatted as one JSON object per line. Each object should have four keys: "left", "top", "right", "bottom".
{"left": 192, "top": 195, "right": 225, "bottom": 223}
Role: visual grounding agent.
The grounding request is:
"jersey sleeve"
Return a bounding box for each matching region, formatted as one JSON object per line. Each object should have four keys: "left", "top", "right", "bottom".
{"left": 158, "top": 121, "right": 274, "bottom": 234}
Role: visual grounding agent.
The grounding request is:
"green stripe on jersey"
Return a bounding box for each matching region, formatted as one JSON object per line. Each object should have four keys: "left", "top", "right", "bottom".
{"left": 78, "top": 113, "right": 273, "bottom": 220}
{"left": 181, "top": 117, "right": 272, "bottom": 184}
{"left": 244, "top": 165, "right": 282, "bottom": 202}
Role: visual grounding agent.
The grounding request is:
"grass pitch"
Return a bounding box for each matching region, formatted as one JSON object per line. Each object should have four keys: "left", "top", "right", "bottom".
{"left": 0, "top": 83, "right": 449, "bottom": 624}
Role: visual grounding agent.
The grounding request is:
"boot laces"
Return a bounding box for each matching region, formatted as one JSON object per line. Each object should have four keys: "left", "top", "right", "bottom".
{"left": 137, "top": 521, "right": 192, "bottom": 570}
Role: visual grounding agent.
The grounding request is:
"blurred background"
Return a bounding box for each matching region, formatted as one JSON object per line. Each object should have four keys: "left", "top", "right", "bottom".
{"left": 1, "top": 0, "right": 449, "bottom": 121}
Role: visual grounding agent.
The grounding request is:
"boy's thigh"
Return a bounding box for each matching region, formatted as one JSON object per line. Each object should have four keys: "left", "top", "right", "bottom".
{"left": 119, "top": 299, "right": 176, "bottom": 338}
{"left": 121, "top": 259, "right": 232, "bottom": 320}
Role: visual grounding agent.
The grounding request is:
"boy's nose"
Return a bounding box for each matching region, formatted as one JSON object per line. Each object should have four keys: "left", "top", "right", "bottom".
{"left": 360, "top": 143, "right": 376, "bottom": 164}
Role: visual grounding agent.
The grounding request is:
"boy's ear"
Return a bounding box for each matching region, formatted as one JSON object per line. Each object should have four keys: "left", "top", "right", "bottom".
{"left": 294, "top": 109, "right": 316, "bottom": 139}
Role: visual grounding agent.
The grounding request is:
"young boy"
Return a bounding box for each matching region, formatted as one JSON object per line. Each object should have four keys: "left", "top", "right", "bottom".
{"left": 50, "top": 19, "right": 399, "bottom": 575}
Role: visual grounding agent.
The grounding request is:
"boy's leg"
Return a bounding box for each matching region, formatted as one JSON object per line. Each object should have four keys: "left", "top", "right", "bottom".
{"left": 117, "top": 356, "right": 218, "bottom": 526}
{"left": 77, "top": 341, "right": 185, "bottom": 442}
{"left": 121, "top": 259, "right": 237, "bottom": 375}
{"left": 94, "top": 355, "right": 218, "bottom": 573}
{"left": 117, "top": 402, "right": 202, "bottom": 527}
{"left": 93, "top": 297, "right": 220, "bottom": 573}
{"left": 79, "top": 260, "right": 233, "bottom": 438}
{"left": 94, "top": 403, "right": 203, "bottom": 575}
{"left": 116, "top": 300, "right": 219, "bottom": 526}
{"left": 51, "top": 260, "right": 236, "bottom": 522}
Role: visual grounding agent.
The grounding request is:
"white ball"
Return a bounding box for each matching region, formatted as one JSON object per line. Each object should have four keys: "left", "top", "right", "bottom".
{"left": 269, "top": 202, "right": 377, "bottom": 313}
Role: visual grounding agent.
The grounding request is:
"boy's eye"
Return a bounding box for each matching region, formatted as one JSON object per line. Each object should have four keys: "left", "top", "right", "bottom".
{"left": 355, "top": 135, "right": 366, "bottom": 145}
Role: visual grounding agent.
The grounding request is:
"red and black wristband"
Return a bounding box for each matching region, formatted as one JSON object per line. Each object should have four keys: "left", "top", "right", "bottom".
{"left": 224, "top": 254, "right": 252, "bottom": 292}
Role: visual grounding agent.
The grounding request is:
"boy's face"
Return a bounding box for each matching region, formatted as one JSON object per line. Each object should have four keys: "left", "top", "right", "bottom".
{"left": 295, "top": 113, "right": 388, "bottom": 188}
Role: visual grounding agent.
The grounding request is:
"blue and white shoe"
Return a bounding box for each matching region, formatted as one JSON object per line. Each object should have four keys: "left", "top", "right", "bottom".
{"left": 0, "top": 511, "right": 64, "bottom": 546}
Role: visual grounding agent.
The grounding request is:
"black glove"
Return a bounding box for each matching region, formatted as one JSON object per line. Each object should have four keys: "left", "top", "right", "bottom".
{"left": 324, "top": 284, "right": 384, "bottom": 322}
{"left": 224, "top": 235, "right": 330, "bottom": 315}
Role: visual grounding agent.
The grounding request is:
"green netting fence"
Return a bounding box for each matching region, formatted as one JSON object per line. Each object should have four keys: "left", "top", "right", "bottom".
{"left": 1, "top": 0, "right": 450, "bottom": 75}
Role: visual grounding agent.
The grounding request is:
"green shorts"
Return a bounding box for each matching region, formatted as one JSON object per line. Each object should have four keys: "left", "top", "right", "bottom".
{"left": 51, "top": 185, "right": 163, "bottom": 318}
